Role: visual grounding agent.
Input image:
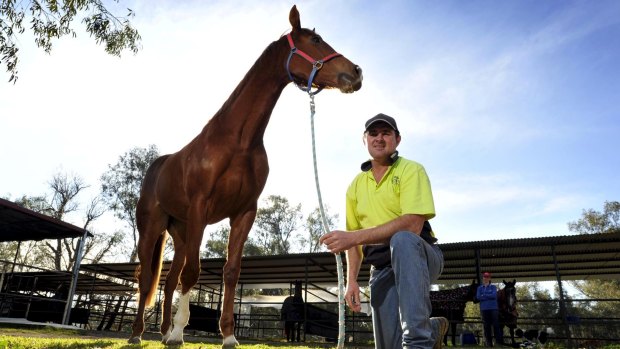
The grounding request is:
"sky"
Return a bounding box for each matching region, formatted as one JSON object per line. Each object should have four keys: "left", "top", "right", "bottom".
{"left": 1, "top": 0, "right": 619, "bottom": 252}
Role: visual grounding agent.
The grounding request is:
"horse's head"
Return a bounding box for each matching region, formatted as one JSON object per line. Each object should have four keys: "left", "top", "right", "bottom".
{"left": 468, "top": 278, "right": 480, "bottom": 303}
{"left": 502, "top": 279, "right": 517, "bottom": 309}
{"left": 285, "top": 5, "right": 362, "bottom": 94}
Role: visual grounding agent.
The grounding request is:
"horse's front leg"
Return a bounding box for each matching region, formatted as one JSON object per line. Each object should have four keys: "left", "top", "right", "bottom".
{"left": 220, "top": 209, "right": 256, "bottom": 349}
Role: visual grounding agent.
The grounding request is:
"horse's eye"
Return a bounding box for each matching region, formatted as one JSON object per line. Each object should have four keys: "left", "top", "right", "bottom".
{"left": 312, "top": 36, "right": 321, "bottom": 44}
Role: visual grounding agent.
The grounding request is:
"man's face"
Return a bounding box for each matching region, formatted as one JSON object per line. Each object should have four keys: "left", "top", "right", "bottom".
{"left": 365, "top": 122, "right": 401, "bottom": 160}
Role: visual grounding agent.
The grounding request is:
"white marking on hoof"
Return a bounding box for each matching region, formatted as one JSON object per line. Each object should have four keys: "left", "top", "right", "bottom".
{"left": 167, "top": 291, "right": 191, "bottom": 345}
{"left": 167, "top": 327, "right": 184, "bottom": 345}
{"left": 127, "top": 336, "right": 141, "bottom": 344}
{"left": 161, "top": 328, "right": 171, "bottom": 344}
{"left": 222, "top": 335, "right": 239, "bottom": 348}
{"left": 165, "top": 335, "right": 184, "bottom": 346}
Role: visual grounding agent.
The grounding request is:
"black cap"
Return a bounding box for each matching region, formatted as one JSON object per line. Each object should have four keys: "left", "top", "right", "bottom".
{"left": 365, "top": 113, "right": 399, "bottom": 133}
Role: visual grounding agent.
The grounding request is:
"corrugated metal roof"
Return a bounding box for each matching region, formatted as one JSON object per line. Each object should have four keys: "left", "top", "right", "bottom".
{"left": 0, "top": 198, "right": 90, "bottom": 242}
{"left": 81, "top": 230, "right": 620, "bottom": 290}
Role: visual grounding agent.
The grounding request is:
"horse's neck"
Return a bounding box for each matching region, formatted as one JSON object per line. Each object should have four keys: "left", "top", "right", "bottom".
{"left": 203, "top": 39, "right": 290, "bottom": 149}
{"left": 294, "top": 284, "right": 302, "bottom": 298}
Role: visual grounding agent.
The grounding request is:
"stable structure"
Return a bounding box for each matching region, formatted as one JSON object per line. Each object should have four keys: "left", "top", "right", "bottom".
{"left": 0, "top": 198, "right": 93, "bottom": 325}
{"left": 81, "top": 230, "right": 620, "bottom": 287}
{"left": 79, "top": 230, "right": 620, "bottom": 344}
{"left": 2, "top": 195, "right": 619, "bottom": 344}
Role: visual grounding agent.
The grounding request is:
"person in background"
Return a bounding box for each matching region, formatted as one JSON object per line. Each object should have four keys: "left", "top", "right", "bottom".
{"left": 320, "top": 113, "right": 446, "bottom": 349}
{"left": 477, "top": 272, "right": 503, "bottom": 346}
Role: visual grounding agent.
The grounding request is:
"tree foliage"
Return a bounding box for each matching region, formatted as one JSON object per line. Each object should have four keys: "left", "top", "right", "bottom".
{"left": 202, "top": 224, "right": 264, "bottom": 258}
{"left": 253, "top": 195, "right": 302, "bottom": 255}
{"left": 516, "top": 282, "right": 558, "bottom": 321}
{"left": 565, "top": 200, "right": 620, "bottom": 340}
{"left": 567, "top": 201, "right": 620, "bottom": 235}
{"left": 2, "top": 172, "right": 118, "bottom": 271}
{"left": 1, "top": 0, "right": 141, "bottom": 83}
{"left": 100, "top": 144, "right": 159, "bottom": 262}
{"left": 301, "top": 206, "right": 337, "bottom": 253}
{"left": 566, "top": 200, "right": 620, "bottom": 312}
{"left": 202, "top": 196, "right": 337, "bottom": 257}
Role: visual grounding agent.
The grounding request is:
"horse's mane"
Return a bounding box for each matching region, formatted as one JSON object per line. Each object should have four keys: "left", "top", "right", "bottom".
{"left": 206, "top": 38, "right": 286, "bottom": 131}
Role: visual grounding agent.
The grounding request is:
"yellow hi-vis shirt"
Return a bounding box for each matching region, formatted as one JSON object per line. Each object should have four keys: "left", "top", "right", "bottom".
{"left": 345, "top": 157, "right": 435, "bottom": 232}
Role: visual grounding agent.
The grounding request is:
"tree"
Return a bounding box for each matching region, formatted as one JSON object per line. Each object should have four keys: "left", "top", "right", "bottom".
{"left": 252, "top": 195, "right": 303, "bottom": 255}
{"left": 516, "top": 282, "right": 558, "bottom": 326}
{"left": 566, "top": 201, "right": 620, "bottom": 340}
{"left": 300, "top": 206, "right": 338, "bottom": 253}
{"left": 203, "top": 224, "right": 265, "bottom": 258}
{"left": 567, "top": 201, "right": 620, "bottom": 235}
{"left": 100, "top": 144, "right": 159, "bottom": 262}
{"left": 5, "top": 172, "right": 115, "bottom": 271}
{"left": 1, "top": 0, "right": 141, "bottom": 83}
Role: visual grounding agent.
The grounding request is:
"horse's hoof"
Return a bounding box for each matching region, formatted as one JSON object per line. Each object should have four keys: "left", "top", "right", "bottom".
{"left": 128, "top": 336, "right": 141, "bottom": 344}
{"left": 222, "top": 335, "right": 239, "bottom": 348}
{"left": 165, "top": 339, "right": 184, "bottom": 346}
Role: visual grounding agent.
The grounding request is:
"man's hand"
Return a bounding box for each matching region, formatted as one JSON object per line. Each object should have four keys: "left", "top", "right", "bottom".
{"left": 319, "top": 230, "right": 357, "bottom": 253}
{"left": 345, "top": 281, "right": 362, "bottom": 313}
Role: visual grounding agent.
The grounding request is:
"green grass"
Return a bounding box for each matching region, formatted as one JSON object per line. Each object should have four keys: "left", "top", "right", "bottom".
{"left": 0, "top": 326, "right": 340, "bottom": 349}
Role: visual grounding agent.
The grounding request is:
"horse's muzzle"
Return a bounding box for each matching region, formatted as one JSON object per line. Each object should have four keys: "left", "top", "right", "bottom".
{"left": 338, "top": 65, "right": 363, "bottom": 93}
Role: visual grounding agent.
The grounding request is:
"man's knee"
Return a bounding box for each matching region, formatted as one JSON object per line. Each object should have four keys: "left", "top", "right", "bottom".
{"left": 390, "top": 231, "right": 422, "bottom": 248}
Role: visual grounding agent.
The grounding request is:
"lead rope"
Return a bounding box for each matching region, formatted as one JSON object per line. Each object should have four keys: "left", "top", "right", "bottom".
{"left": 308, "top": 94, "right": 346, "bottom": 349}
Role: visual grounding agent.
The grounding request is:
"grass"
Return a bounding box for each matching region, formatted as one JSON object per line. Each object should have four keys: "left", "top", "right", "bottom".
{"left": 0, "top": 326, "right": 344, "bottom": 349}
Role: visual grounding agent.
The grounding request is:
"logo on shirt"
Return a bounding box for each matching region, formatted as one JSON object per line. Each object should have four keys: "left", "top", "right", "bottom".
{"left": 392, "top": 176, "right": 400, "bottom": 187}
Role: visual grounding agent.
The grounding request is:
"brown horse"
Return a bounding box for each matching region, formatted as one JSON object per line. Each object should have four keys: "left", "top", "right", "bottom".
{"left": 128, "top": 5, "right": 362, "bottom": 348}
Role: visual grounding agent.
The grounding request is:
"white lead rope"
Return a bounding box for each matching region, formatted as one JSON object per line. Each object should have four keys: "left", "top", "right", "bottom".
{"left": 308, "top": 94, "right": 346, "bottom": 348}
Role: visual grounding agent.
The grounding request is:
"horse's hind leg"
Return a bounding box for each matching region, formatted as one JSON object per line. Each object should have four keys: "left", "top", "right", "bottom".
{"left": 167, "top": 217, "right": 204, "bottom": 345}
{"left": 129, "top": 271, "right": 149, "bottom": 344}
{"left": 129, "top": 206, "right": 168, "bottom": 344}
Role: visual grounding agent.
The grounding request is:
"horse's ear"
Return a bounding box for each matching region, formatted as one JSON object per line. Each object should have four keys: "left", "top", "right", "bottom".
{"left": 289, "top": 5, "right": 301, "bottom": 32}
{"left": 513, "top": 279, "right": 516, "bottom": 284}
{"left": 503, "top": 279, "right": 507, "bottom": 285}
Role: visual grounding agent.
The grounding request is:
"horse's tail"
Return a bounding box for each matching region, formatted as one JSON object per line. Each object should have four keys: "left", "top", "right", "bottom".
{"left": 135, "top": 154, "right": 171, "bottom": 308}
{"left": 135, "top": 231, "right": 168, "bottom": 308}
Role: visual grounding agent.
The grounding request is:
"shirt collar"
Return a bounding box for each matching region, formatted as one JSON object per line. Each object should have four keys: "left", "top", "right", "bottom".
{"left": 360, "top": 151, "right": 399, "bottom": 171}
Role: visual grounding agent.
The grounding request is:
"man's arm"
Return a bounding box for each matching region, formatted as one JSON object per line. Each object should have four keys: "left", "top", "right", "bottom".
{"left": 345, "top": 245, "right": 363, "bottom": 312}
{"left": 320, "top": 213, "right": 426, "bottom": 254}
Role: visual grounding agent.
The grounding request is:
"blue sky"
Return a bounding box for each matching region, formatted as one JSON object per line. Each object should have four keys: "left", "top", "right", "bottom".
{"left": 1, "top": 0, "right": 619, "bottom": 249}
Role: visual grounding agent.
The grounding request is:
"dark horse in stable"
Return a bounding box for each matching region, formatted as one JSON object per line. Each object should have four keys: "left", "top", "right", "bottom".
{"left": 498, "top": 279, "right": 518, "bottom": 346}
{"left": 280, "top": 281, "right": 304, "bottom": 342}
{"left": 430, "top": 280, "right": 479, "bottom": 346}
{"left": 128, "top": 6, "right": 362, "bottom": 348}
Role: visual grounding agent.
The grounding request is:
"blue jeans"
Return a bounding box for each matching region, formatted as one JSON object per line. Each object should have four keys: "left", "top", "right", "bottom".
{"left": 369, "top": 231, "right": 444, "bottom": 349}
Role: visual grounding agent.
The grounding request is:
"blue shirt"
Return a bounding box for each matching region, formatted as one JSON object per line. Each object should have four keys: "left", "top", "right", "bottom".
{"left": 476, "top": 284, "right": 499, "bottom": 311}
